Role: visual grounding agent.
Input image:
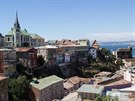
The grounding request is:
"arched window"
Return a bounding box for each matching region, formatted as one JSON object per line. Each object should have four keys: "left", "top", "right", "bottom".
{"left": 8, "top": 37, "right": 10, "bottom": 41}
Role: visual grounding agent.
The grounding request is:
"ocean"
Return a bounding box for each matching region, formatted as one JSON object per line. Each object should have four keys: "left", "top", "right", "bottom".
{"left": 100, "top": 43, "right": 135, "bottom": 57}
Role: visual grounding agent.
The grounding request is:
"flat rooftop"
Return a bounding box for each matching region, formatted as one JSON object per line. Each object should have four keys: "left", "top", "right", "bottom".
{"left": 77, "top": 84, "right": 104, "bottom": 94}
{"left": 30, "top": 75, "right": 63, "bottom": 90}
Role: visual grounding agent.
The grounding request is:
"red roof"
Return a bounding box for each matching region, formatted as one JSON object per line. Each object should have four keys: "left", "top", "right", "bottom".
{"left": 15, "top": 47, "right": 34, "bottom": 52}
{"left": 0, "top": 76, "right": 8, "bottom": 81}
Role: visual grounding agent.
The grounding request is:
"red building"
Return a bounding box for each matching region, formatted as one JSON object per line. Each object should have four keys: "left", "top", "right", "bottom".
{"left": 15, "top": 47, "right": 37, "bottom": 72}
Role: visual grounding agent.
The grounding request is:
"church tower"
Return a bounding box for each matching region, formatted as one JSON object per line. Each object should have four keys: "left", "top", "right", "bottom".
{"left": 13, "top": 11, "right": 21, "bottom": 47}
{"left": 14, "top": 11, "right": 21, "bottom": 32}
{"left": 5, "top": 11, "right": 31, "bottom": 47}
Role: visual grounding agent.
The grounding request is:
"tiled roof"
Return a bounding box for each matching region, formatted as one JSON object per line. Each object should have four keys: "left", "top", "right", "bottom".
{"left": 103, "top": 79, "right": 131, "bottom": 86}
{"left": 92, "top": 40, "right": 99, "bottom": 46}
{"left": 95, "top": 71, "right": 112, "bottom": 76}
{"left": 0, "top": 76, "right": 8, "bottom": 81}
{"left": 91, "top": 40, "right": 99, "bottom": 49}
{"left": 66, "top": 76, "right": 91, "bottom": 85}
{"left": 67, "top": 76, "right": 80, "bottom": 85}
{"left": 30, "top": 75, "right": 63, "bottom": 90}
{"left": 64, "top": 81, "right": 74, "bottom": 89}
{"left": 118, "top": 48, "right": 132, "bottom": 52}
{"left": 77, "top": 84, "right": 104, "bottom": 94}
{"left": 15, "top": 47, "right": 33, "bottom": 52}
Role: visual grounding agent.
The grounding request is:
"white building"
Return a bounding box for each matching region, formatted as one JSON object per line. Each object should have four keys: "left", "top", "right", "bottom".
{"left": 89, "top": 47, "right": 97, "bottom": 59}
{"left": 30, "top": 34, "right": 44, "bottom": 47}
{"left": 124, "top": 66, "right": 135, "bottom": 85}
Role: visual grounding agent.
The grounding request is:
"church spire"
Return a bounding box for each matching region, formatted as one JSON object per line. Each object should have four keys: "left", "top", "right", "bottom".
{"left": 14, "top": 11, "right": 20, "bottom": 29}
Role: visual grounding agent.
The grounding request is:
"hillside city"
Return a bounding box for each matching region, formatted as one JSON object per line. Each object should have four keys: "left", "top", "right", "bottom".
{"left": 0, "top": 13, "right": 135, "bottom": 101}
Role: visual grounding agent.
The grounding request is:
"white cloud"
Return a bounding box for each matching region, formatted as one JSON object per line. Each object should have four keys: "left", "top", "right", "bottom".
{"left": 84, "top": 32, "right": 135, "bottom": 42}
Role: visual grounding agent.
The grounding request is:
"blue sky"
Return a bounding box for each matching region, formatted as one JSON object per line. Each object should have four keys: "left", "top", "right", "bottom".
{"left": 0, "top": 0, "right": 135, "bottom": 41}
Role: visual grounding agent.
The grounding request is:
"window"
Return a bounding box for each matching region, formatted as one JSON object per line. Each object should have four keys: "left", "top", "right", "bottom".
{"left": 2, "top": 94, "right": 4, "bottom": 100}
{"left": 8, "top": 37, "right": 10, "bottom": 41}
{"left": 21, "top": 35, "right": 23, "bottom": 41}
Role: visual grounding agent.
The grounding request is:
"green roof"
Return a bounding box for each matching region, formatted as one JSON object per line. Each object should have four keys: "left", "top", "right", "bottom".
{"left": 20, "top": 29, "right": 29, "bottom": 35}
{"left": 7, "top": 29, "right": 29, "bottom": 35}
{"left": 77, "top": 84, "right": 104, "bottom": 94}
{"left": 30, "top": 34, "right": 43, "bottom": 39}
{"left": 30, "top": 75, "right": 63, "bottom": 90}
{"left": 7, "top": 30, "right": 14, "bottom": 35}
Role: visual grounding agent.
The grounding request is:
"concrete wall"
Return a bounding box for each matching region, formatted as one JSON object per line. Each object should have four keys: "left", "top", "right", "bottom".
{"left": 78, "top": 92, "right": 99, "bottom": 100}
{"left": 30, "top": 81, "right": 64, "bottom": 101}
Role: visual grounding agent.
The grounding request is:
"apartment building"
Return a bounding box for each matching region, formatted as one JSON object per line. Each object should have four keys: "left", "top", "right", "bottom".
{"left": 0, "top": 48, "right": 16, "bottom": 73}
{"left": 0, "top": 76, "right": 8, "bottom": 101}
{"left": 36, "top": 45, "right": 58, "bottom": 66}
{"left": 30, "top": 34, "right": 44, "bottom": 47}
{"left": 15, "top": 47, "right": 37, "bottom": 72}
{"left": 77, "top": 84, "right": 104, "bottom": 100}
{"left": 113, "top": 47, "right": 132, "bottom": 59}
{"left": 29, "top": 75, "right": 64, "bottom": 101}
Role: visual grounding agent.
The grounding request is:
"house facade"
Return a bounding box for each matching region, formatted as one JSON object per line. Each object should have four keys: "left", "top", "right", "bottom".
{"left": 15, "top": 47, "right": 37, "bottom": 72}
{"left": 0, "top": 48, "right": 16, "bottom": 73}
{"left": 30, "top": 34, "right": 44, "bottom": 47}
{"left": 0, "top": 76, "right": 8, "bottom": 101}
{"left": 77, "top": 84, "right": 104, "bottom": 100}
{"left": 113, "top": 47, "right": 132, "bottom": 59}
{"left": 89, "top": 47, "right": 97, "bottom": 59}
{"left": 29, "top": 75, "right": 64, "bottom": 101}
{"left": 124, "top": 66, "right": 135, "bottom": 85}
{"left": 36, "top": 45, "right": 58, "bottom": 66}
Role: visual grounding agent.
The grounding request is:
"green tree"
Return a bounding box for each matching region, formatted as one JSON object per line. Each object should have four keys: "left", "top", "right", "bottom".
{"left": 37, "top": 55, "right": 45, "bottom": 66}
{"left": 94, "top": 95, "right": 119, "bottom": 101}
{"left": 8, "top": 75, "right": 29, "bottom": 101}
{"left": 16, "top": 63, "right": 25, "bottom": 75}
